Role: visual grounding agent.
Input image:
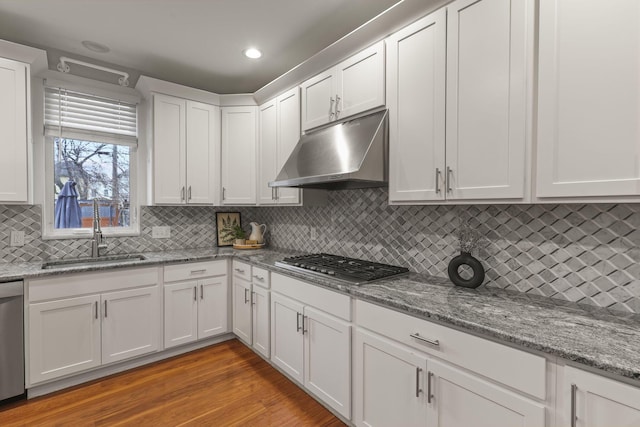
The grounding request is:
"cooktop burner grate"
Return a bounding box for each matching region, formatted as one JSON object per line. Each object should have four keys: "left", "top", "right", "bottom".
{"left": 275, "top": 253, "right": 409, "bottom": 284}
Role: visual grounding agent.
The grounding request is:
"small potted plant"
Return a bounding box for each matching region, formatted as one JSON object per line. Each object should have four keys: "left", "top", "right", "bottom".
{"left": 231, "top": 224, "right": 247, "bottom": 246}
{"left": 447, "top": 220, "right": 485, "bottom": 288}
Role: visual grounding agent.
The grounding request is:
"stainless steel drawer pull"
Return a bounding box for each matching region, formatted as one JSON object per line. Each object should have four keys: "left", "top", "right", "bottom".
{"left": 302, "top": 315, "right": 308, "bottom": 334}
{"left": 194, "top": 286, "right": 197, "bottom": 301}
{"left": 95, "top": 301, "right": 98, "bottom": 320}
{"left": 296, "top": 312, "right": 302, "bottom": 332}
{"left": 190, "top": 269, "right": 207, "bottom": 275}
{"left": 329, "top": 97, "right": 335, "bottom": 118}
{"left": 244, "top": 288, "right": 249, "bottom": 304}
{"left": 253, "top": 275, "right": 264, "bottom": 281}
{"left": 446, "top": 166, "right": 453, "bottom": 193}
{"left": 104, "top": 300, "right": 108, "bottom": 318}
{"left": 335, "top": 95, "right": 341, "bottom": 117}
{"left": 188, "top": 186, "right": 192, "bottom": 201}
{"left": 571, "top": 383, "right": 577, "bottom": 427}
{"left": 181, "top": 186, "right": 185, "bottom": 201}
{"left": 410, "top": 333, "right": 440, "bottom": 347}
{"left": 234, "top": 268, "right": 245, "bottom": 273}
{"left": 251, "top": 291, "right": 256, "bottom": 305}
{"left": 200, "top": 284, "right": 204, "bottom": 300}
{"left": 435, "top": 168, "right": 441, "bottom": 194}
{"left": 415, "top": 367, "right": 423, "bottom": 397}
{"left": 427, "top": 371, "right": 434, "bottom": 403}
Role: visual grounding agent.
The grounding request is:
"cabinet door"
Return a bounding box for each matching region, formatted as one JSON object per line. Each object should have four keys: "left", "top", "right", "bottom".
{"left": 387, "top": 10, "right": 446, "bottom": 203}
{"left": 186, "top": 101, "right": 218, "bottom": 204}
{"left": 561, "top": 366, "right": 640, "bottom": 427}
{"left": 102, "top": 286, "right": 160, "bottom": 364}
{"left": 232, "top": 276, "right": 252, "bottom": 344}
{"left": 336, "top": 41, "right": 385, "bottom": 121}
{"left": 275, "top": 87, "right": 301, "bottom": 204}
{"left": 251, "top": 284, "right": 270, "bottom": 358}
{"left": 537, "top": 0, "right": 640, "bottom": 198}
{"left": 258, "top": 99, "right": 278, "bottom": 205}
{"left": 301, "top": 68, "right": 335, "bottom": 131}
{"left": 354, "top": 330, "right": 428, "bottom": 427}
{"left": 304, "top": 306, "right": 351, "bottom": 419}
{"left": 446, "top": 0, "right": 530, "bottom": 200}
{"left": 0, "top": 58, "right": 28, "bottom": 202}
{"left": 221, "top": 106, "right": 257, "bottom": 205}
{"left": 427, "top": 359, "right": 545, "bottom": 427}
{"left": 198, "top": 275, "right": 228, "bottom": 339}
{"left": 164, "top": 281, "right": 198, "bottom": 348}
{"left": 28, "top": 295, "right": 101, "bottom": 384}
{"left": 270, "top": 292, "right": 304, "bottom": 384}
{"left": 153, "top": 93, "right": 186, "bottom": 204}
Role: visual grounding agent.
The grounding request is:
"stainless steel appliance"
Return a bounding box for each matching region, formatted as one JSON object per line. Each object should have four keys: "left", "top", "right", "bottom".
{"left": 269, "top": 110, "right": 388, "bottom": 190}
{"left": 275, "top": 253, "right": 408, "bottom": 284}
{"left": 0, "top": 281, "right": 25, "bottom": 402}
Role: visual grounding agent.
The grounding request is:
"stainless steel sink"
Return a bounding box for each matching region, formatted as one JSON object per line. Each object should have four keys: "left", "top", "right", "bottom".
{"left": 41, "top": 254, "right": 147, "bottom": 270}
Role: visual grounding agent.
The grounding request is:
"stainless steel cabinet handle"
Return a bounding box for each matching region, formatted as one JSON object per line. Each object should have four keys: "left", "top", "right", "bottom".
{"left": 415, "top": 367, "right": 423, "bottom": 397}
{"left": 188, "top": 186, "right": 192, "bottom": 201}
{"left": 435, "top": 168, "right": 441, "bottom": 194}
{"left": 275, "top": 188, "right": 279, "bottom": 200}
{"left": 335, "top": 95, "right": 341, "bottom": 117}
{"left": 329, "top": 97, "right": 335, "bottom": 119}
{"left": 181, "top": 186, "right": 185, "bottom": 201}
{"left": 244, "top": 288, "right": 249, "bottom": 304}
{"left": 200, "top": 284, "right": 204, "bottom": 300}
{"left": 427, "top": 371, "right": 434, "bottom": 403}
{"left": 104, "top": 300, "right": 108, "bottom": 318}
{"left": 234, "top": 268, "right": 245, "bottom": 273}
{"left": 194, "top": 286, "right": 197, "bottom": 301}
{"left": 190, "top": 269, "right": 206, "bottom": 275}
{"left": 253, "top": 275, "right": 264, "bottom": 281}
{"left": 296, "top": 312, "right": 302, "bottom": 332}
{"left": 272, "top": 187, "right": 276, "bottom": 200}
{"left": 95, "top": 301, "right": 98, "bottom": 319}
{"left": 446, "top": 166, "right": 453, "bottom": 193}
{"left": 251, "top": 291, "right": 256, "bottom": 305}
{"left": 571, "top": 383, "right": 577, "bottom": 427}
{"left": 222, "top": 187, "right": 226, "bottom": 201}
{"left": 302, "top": 315, "right": 308, "bottom": 334}
{"left": 410, "top": 333, "right": 440, "bottom": 347}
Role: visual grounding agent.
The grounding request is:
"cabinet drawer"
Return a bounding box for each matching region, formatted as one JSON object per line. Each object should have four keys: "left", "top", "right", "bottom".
{"left": 232, "top": 260, "right": 252, "bottom": 281}
{"left": 164, "top": 260, "right": 226, "bottom": 283}
{"left": 356, "top": 300, "right": 546, "bottom": 400}
{"left": 251, "top": 267, "right": 270, "bottom": 288}
{"left": 271, "top": 273, "right": 350, "bottom": 321}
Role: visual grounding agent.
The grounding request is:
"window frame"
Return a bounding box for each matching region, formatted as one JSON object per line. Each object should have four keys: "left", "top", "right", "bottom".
{"left": 41, "top": 82, "right": 140, "bottom": 240}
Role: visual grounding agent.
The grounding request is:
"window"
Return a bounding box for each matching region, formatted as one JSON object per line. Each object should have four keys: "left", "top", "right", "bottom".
{"left": 43, "top": 85, "right": 138, "bottom": 238}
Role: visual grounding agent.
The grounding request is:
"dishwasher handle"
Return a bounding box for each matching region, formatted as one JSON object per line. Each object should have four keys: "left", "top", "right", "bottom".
{"left": 0, "top": 281, "right": 23, "bottom": 299}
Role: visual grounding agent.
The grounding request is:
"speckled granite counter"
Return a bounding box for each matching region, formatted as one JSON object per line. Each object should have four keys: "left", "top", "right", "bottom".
{"left": 2, "top": 248, "right": 639, "bottom": 383}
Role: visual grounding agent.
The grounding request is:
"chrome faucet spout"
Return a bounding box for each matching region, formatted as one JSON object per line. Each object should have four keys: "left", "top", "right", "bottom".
{"left": 91, "top": 199, "right": 108, "bottom": 258}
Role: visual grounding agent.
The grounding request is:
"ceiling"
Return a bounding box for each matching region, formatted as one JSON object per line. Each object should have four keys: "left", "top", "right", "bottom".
{"left": 0, "top": 0, "right": 404, "bottom": 93}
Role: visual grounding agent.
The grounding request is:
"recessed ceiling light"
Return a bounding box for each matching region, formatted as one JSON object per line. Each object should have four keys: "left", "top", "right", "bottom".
{"left": 81, "top": 40, "right": 110, "bottom": 53}
{"left": 243, "top": 48, "right": 262, "bottom": 59}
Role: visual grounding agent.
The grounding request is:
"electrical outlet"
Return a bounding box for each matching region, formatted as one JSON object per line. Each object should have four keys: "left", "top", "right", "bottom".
{"left": 152, "top": 226, "right": 171, "bottom": 239}
{"left": 310, "top": 226, "right": 317, "bottom": 241}
{"left": 10, "top": 230, "right": 25, "bottom": 247}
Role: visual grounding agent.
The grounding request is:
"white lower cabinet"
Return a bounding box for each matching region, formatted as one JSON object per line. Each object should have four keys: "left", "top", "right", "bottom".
{"left": 28, "top": 267, "right": 161, "bottom": 385}
{"left": 559, "top": 366, "right": 640, "bottom": 427}
{"left": 270, "top": 273, "right": 351, "bottom": 419}
{"left": 232, "top": 274, "right": 253, "bottom": 344}
{"left": 251, "top": 283, "right": 270, "bottom": 358}
{"left": 164, "top": 261, "right": 229, "bottom": 349}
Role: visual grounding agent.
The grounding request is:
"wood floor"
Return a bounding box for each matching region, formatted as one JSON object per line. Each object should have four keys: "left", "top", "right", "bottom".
{"left": 0, "top": 339, "right": 346, "bottom": 427}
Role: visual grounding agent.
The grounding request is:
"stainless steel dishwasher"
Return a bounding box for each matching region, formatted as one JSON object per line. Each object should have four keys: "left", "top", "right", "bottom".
{"left": 0, "top": 281, "right": 25, "bottom": 402}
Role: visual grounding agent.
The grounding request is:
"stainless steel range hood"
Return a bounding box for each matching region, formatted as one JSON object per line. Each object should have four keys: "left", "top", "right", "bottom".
{"left": 269, "top": 109, "right": 388, "bottom": 190}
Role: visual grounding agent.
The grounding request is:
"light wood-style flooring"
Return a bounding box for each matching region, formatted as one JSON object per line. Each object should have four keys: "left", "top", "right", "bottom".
{"left": 0, "top": 339, "right": 345, "bottom": 426}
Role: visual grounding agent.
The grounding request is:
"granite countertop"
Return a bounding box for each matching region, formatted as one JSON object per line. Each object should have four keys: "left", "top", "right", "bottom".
{"left": 1, "top": 248, "right": 639, "bottom": 383}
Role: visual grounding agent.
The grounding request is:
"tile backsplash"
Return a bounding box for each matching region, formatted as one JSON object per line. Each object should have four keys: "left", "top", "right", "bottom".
{"left": 1, "top": 188, "right": 639, "bottom": 313}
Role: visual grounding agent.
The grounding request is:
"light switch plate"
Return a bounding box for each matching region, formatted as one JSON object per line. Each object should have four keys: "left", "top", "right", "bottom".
{"left": 10, "top": 230, "right": 25, "bottom": 247}
{"left": 152, "top": 226, "right": 171, "bottom": 239}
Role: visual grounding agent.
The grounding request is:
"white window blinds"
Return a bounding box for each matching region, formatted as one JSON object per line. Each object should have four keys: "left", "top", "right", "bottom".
{"left": 45, "top": 87, "right": 138, "bottom": 145}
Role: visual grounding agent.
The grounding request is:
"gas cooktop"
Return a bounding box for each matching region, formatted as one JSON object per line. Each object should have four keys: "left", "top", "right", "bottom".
{"left": 275, "top": 253, "right": 409, "bottom": 284}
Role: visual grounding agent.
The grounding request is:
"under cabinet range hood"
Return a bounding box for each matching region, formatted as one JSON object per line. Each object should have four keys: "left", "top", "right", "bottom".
{"left": 269, "top": 109, "right": 388, "bottom": 190}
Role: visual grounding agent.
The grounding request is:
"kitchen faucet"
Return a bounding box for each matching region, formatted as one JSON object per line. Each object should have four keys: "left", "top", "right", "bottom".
{"left": 91, "top": 199, "right": 108, "bottom": 258}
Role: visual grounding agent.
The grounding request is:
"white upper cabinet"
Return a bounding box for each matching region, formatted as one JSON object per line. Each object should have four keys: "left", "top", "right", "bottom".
{"left": 388, "top": 0, "right": 532, "bottom": 203}
{"left": 0, "top": 57, "right": 29, "bottom": 203}
{"left": 258, "top": 87, "right": 301, "bottom": 205}
{"left": 301, "top": 41, "right": 385, "bottom": 131}
{"left": 536, "top": 0, "right": 640, "bottom": 199}
{"left": 152, "top": 93, "right": 219, "bottom": 205}
{"left": 387, "top": 10, "right": 447, "bottom": 203}
{"left": 221, "top": 106, "right": 257, "bottom": 205}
